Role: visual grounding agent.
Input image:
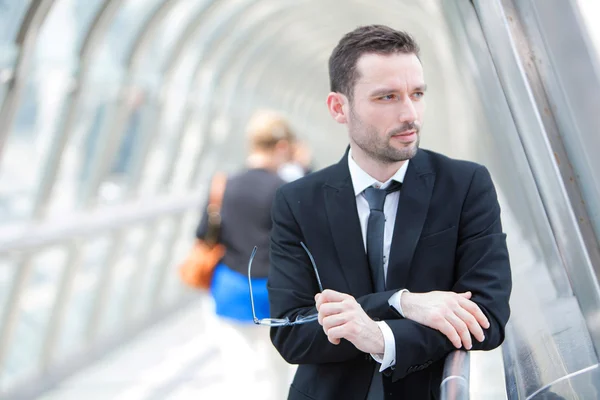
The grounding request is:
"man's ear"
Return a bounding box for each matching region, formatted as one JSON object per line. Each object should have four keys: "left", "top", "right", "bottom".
{"left": 326, "top": 92, "right": 349, "bottom": 124}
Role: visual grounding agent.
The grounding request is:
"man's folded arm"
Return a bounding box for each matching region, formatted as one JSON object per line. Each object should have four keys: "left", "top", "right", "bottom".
{"left": 384, "top": 166, "right": 512, "bottom": 381}
{"left": 268, "top": 188, "right": 359, "bottom": 364}
{"left": 268, "top": 189, "right": 403, "bottom": 364}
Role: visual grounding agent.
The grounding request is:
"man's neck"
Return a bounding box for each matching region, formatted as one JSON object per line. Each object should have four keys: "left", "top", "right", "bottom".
{"left": 350, "top": 146, "right": 406, "bottom": 183}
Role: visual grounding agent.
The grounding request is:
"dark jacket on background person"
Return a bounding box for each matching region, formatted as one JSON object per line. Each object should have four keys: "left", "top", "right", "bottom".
{"left": 197, "top": 168, "right": 285, "bottom": 277}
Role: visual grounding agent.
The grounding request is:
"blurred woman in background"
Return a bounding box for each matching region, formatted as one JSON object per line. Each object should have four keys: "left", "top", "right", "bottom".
{"left": 196, "top": 109, "right": 297, "bottom": 400}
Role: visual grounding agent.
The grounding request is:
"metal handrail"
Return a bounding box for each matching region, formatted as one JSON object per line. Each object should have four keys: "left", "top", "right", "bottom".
{"left": 0, "top": 191, "right": 203, "bottom": 253}
{"left": 440, "top": 350, "right": 470, "bottom": 400}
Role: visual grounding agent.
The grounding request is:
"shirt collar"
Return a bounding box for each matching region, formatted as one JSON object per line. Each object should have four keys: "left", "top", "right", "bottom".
{"left": 348, "top": 147, "right": 409, "bottom": 196}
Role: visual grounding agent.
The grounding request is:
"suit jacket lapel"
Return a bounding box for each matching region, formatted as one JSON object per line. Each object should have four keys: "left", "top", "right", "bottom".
{"left": 324, "top": 152, "right": 373, "bottom": 297}
{"left": 386, "top": 150, "right": 435, "bottom": 290}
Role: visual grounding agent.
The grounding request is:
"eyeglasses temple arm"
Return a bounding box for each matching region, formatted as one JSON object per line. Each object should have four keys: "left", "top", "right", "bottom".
{"left": 247, "top": 246, "right": 259, "bottom": 322}
{"left": 300, "top": 241, "right": 323, "bottom": 292}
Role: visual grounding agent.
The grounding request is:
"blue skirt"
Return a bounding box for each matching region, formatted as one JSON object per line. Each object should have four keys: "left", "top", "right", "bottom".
{"left": 210, "top": 263, "right": 270, "bottom": 322}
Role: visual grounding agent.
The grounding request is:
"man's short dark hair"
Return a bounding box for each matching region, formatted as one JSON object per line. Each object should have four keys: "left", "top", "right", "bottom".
{"left": 328, "top": 25, "right": 420, "bottom": 101}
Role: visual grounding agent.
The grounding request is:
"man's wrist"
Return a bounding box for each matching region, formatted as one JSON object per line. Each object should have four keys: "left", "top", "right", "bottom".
{"left": 372, "top": 320, "right": 385, "bottom": 355}
{"left": 399, "top": 289, "right": 411, "bottom": 318}
{"left": 372, "top": 321, "right": 395, "bottom": 370}
{"left": 389, "top": 289, "right": 411, "bottom": 318}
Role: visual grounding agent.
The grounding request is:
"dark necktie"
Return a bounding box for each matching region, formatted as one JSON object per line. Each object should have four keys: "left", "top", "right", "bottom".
{"left": 363, "top": 181, "right": 402, "bottom": 292}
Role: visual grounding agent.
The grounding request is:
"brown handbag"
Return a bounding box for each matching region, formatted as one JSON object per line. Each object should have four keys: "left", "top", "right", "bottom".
{"left": 179, "top": 172, "right": 227, "bottom": 289}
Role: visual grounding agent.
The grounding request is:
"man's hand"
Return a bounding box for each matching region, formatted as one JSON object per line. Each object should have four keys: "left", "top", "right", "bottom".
{"left": 401, "top": 291, "right": 489, "bottom": 349}
{"left": 315, "top": 289, "right": 384, "bottom": 355}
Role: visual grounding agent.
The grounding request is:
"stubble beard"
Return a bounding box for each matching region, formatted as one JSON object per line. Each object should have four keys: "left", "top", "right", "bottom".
{"left": 349, "top": 108, "right": 420, "bottom": 164}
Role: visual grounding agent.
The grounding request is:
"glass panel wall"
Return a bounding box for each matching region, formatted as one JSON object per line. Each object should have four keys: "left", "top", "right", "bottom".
{"left": 0, "top": 0, "right": 104, "bottom": 225}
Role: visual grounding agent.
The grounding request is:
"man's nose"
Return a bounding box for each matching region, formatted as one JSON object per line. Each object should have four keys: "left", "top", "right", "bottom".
{"left": 398, "top": 97, "right": 418, "bottom": 123}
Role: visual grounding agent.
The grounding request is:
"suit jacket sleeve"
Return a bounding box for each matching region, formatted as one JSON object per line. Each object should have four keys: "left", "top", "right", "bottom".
{"left": 269, "top": 187, "right": 403, "bottom": 364}
{"left": 385, "top": 165, "right": 512, "bottom": 381}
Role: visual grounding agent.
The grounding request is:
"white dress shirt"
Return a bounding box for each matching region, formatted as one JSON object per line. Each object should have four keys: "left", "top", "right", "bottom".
{"left": 347, "top": 148, "right": 409, "bottom": 371}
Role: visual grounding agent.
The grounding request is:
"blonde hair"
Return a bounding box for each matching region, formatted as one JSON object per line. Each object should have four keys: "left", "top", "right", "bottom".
{"left": 246, "top": 109, "right": 295, "bottom": 151}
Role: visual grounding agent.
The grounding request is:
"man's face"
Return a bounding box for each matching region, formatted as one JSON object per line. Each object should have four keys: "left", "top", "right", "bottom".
{"left": 346, "top": 52, "right": 426, "bottom": 164}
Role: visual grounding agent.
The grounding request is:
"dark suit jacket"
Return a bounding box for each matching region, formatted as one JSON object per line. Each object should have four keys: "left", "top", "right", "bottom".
{"left": 268, "top": 148, "right": 512, "bottom": 400}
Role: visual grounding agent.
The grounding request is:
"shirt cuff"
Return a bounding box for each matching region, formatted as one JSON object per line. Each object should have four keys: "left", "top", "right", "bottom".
{"left": 370, "top": 321, "right": 396, "bottom": 371}
{"left": 389, "top": 289, "right": 410, "bottom": 318}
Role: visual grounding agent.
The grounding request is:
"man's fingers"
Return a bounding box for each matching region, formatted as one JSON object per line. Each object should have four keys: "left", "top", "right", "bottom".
{"left": 319, "top": 303, "right": 346, "bottom": 318}
{"left": 317, "top": 289, "right": 351, "bottom": 305}
{"left": 321, "top": 289, "right": 348, "bottom": 301}
{"left": 316, "top": 290, "right": 354, "bottom": 312}
{"left": 322, "top": 314, "right": 347, "bottom": 332}
{"left": 315, "top": 293, "right": 323, "bottom": 310}
{"left": 317, "top": 302, "right": 349, "bottom": 325}
{"left": 458, "top": 291, "right": 471, "bottom": 299}
{"left": 458, "top": 297, "right": 490, "bottom": 329}
{"left": 323, "top": 324, "right": 341, "bottom": 345}
{"left": 446, "top": 313, "right": 472, "bottom": 349}
{"left": 454, "top": 306, "right": 485, "bottom": 343}
{"left": 437, "top": 319, "right": 462, "bottom": 349}
{"left": 325, "top": 325, "right": 346, "bottom": 345}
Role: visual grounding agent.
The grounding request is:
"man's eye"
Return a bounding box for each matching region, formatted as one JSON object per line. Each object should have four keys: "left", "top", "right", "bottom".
{"left": 413, "top": 92, "right": 424, "bottom": 99}
{"left": 380, "top": 94, "right": 396, "bottom": 100}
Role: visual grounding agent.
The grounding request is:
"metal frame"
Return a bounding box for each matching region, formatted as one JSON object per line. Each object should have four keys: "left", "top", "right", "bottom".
{"left": 76, "top": 1, "right": 186, "bottom": 331}
{"left": 73, "top": 2, "right": 164, "bottom": 209}
{"left": 37, "top": 1, "right": 180, "bottom": 370}
{"left": 0, "top": 192, "right": 202, "bottom": 253}
{"left": 105, "top": 6, "right": 222, "bottom": 314}
{"left": 440, "top": 0, "right": 600, "bottom": 397}
{"left": 39, "top": 241, "right": 83, "bottom": 371}
{"left": 159, "top": 0, "right": 261, "bottom": 191}
{"left": 508, "top": 0, "right": 600, "bottom": 283}
{"left": 440, "top": 350, "right": 470, "bottom": 400}
{"left": 120, "top": 220, "right": 160, "bottom": 323}
{"left": 0, "top": 0, "right": 55, "bottom": 162}
{"left": 31, "top": 0, "right": 125, "bottom": 219}
{"left": 149, "top": 214, "right": 187, "bottom": 308}
{"left": 86, "top": 3, "right": 258, "bottom": 318}
{"left": 0, "top": 0, "right": 62, "bottom": 385}
{"left": 175, "top": 0, "right": 292, "bottom": 189}
{"left": 113, "top": 0, "right": 183, "bottom": 197}
{"left": 135, "top": 0, "right": 232, "bottom": 194}
{"left": 474, "top": 0, "right": 600, "bottom": 357}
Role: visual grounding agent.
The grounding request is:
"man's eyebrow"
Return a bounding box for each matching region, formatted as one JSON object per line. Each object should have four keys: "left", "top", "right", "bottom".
{"left": 370, "top": 88, "right": 397, "bottom": 97}
{"left": 414, "top": 84, "right": 428, "bottom": 92}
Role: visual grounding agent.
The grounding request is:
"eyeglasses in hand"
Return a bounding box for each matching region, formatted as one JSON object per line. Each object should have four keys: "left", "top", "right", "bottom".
{"left": 248, "top": 242, "right": 323, "bottom": 327}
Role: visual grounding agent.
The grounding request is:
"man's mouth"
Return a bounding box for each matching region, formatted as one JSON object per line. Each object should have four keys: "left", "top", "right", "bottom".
{"left": 391, "top": 130, "right": 417, "bottom": 142}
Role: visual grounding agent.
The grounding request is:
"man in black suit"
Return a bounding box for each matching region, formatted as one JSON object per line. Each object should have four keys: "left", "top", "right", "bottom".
{"left": 267, "top": 25, "right": 512, "bottom": 399}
